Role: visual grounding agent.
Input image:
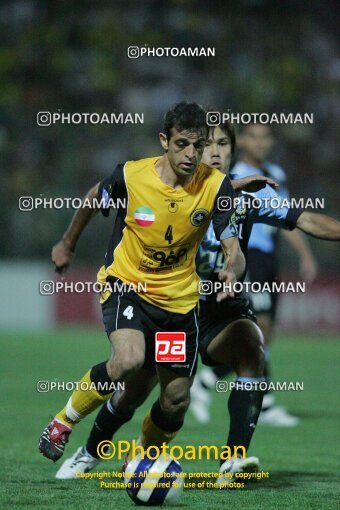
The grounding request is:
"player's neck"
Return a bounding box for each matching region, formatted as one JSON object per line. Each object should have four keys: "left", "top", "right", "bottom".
{"left": 241, "top": 155, "right": 263, "bottom": 170}
{"left": 155, "top": 155, "right": 193, "bottom": 189}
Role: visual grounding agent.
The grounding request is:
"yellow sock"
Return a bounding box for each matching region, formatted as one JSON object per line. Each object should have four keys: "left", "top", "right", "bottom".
{"left": 55, "top": 369, "right": 112, "bottom": 427}
{"left": 124, "top": 411, "right": 181, "bottom": 463}
{"left": 141, "top": 411, "right": 179, "bottom": 449}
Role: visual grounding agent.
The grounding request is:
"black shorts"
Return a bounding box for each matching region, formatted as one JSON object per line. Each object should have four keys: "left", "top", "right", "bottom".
{"left": 199, "top": 294, "right": 257, "bottom": 367}
{"left": 246, "top": 249, "right": 280, "bottom": 319}
{"left": 101, "top": 285, "right": 199, "bottom": 377}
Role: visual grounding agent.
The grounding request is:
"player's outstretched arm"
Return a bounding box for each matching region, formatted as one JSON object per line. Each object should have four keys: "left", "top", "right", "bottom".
{"left": 217, "top": 236, "right": 246, "bottom": 302}
{"left": 296, "top": 211, "right": 340, "bottom": 241}
{"left": 281, "top": 229, "right": 318, "bottom": 283}
{"left": 52, "top": 182, "right": 100, "bottom": 273}
{"left": 232, "top": 174, "right": 278, "bottom": 192}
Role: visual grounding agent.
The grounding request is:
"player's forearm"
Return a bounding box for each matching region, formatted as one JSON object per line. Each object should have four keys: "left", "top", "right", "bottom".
{"left": 62, "top": 183, "right": 100, "bottom": 250}
{"left": 232, "top": 178, "right": 249, "bottom": 191}
{"left": 231, "top": 175, "right": 278, "bottom": 192}
{"left": 297, "top": 211, "right": 340, "bottom": 241}
{"left": 220, "top": 237, "right": 246, "bottom": 280}
{"left": 282, "top": 229, "right": 314, "bottom": 259}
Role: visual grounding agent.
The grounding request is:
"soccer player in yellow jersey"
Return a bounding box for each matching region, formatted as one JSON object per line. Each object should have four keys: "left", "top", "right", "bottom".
{"left": 39, "top": 102, "right": 246, "bottom": 461}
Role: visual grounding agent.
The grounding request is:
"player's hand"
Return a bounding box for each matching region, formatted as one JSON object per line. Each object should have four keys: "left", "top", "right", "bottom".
{"left": 232, "top": 175, "right": 278, "bottom": 192}
{"left": 216, "top": 269, "right": 236, "bottom": 302}
{"left": 299, "top": 255, "right": 318, "bottom": 283}
{"left": 51, "top": 239, "right": 74, "bottom": 274}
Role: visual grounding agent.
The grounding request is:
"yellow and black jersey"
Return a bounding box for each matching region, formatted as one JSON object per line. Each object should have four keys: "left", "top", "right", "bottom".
{"left": 97, "top": 156, "right": 237, "bottom": 313}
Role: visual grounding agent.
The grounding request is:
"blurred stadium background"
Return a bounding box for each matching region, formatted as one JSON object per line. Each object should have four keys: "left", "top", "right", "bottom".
{"left": 1, "top": 0, "right": 339, "bottom": 331}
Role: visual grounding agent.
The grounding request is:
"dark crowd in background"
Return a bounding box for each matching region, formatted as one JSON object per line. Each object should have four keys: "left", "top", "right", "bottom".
{"left": 1, "top": 0, "right": 339, "bottom": 270}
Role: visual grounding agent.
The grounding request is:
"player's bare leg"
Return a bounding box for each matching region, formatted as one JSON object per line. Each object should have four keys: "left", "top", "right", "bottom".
{"left": 138, "top": 367, "right": 194, "bottom": 454}
{"left": 39, "top": 329, "right": 145, "bottom": 462}
{"left": 191, "top": 311, "right": 299, "bottom": 427}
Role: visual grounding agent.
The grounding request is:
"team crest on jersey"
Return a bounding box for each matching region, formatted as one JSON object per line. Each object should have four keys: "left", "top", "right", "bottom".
{"left": 134, "top": 206, "right": 155, "bottom": 227}
{"left": 190, "top": 208, "right": 209, "bottom": 227}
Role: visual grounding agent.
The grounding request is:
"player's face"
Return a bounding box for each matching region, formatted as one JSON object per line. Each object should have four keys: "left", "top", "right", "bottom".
{"left": 160, "top": 128, "right": 206, "bottom": 177}
{"left": 202, "top": 126, "right": 232, "bottom": 174}
{"left": 238, "top": 124, "right": 273, "bottom": 162}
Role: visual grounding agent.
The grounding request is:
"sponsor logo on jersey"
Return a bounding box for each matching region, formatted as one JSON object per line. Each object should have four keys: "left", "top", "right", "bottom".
{"left": 139, "top": 245, "right": 188, "bottom": 272}
{"left": 230, "top": 197, "right": 247, "bottom": 223}
{"left": 236, "top": 204, "right": 247, "bottom": 216}
{"left": 190, "top": 208, "right": 209, "bottom": 227}
{"left": 134, "top": 206, "right": 155, "bottom": 227}
{"left": 168, "top": 202, "right": 179, "bottom": 213}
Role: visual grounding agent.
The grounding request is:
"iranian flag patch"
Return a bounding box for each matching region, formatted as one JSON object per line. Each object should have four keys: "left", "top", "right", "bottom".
{"left": 134, "top": 206, "right": 155, "bottom": 227}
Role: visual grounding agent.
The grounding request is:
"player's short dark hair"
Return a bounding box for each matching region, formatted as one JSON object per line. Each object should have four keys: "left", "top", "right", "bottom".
{"left": 205, "top": 107, "right": 236, "bottom": 156}
{"left": 163, "top": 102, "right": 208, "bottom": 141}
{"left": 238, "top": 122, "right": 272, "bottom": 135}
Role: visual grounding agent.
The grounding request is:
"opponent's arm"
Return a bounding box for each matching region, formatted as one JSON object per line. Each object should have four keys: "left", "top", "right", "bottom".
{"left": 296, "top": 211, "right": 340, "bottom": 241}
{"left": 52, "top": 183, "right": 101, "bottom": 273}
{"left": 281, "top": 229, "right": 318, "bottom": 282}
{"left": 232, "top": 174, "right": 278, "bottom": 192}
{"left": 211, "top": 175, "right": 246, "bottom": 301}
{"left": 217, "top": 236, "right": 246, "bottom": 302}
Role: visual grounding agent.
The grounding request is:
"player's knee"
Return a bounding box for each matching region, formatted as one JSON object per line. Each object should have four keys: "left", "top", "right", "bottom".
{"left": 107, "top": 345, "right": 144, "bottom": 379}
{"left": 114, "top": 385, "right": 151, "bottom": 414}
{"left": 113, "top": 396, "right": 141, "bottom": 415}
{"left": 232, "top": 321, "right": 265, "bottom": 375}
{"left": 245, "top": 339, "right": 265, "bottom": 373}
{"left": 160, "top": 392, "right": 190, "bottom": 420}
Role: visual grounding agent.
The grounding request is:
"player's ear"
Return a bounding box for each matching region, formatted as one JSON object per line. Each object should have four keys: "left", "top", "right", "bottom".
{"left": 159, "top": 132, "right": 169, "bottom": 152}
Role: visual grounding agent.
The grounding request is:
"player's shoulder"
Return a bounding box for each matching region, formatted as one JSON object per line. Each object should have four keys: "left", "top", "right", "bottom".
{"left": 190, "top": 163, "right": 225, "bottom": 189}
{"left": 230, "top": 161, "right": 258, "bottom": 179}
{"left": 264, "top": 162, "right": 287, "bottom": 183}
{"left": 124, "top": 156, "right": 160, "bottom": 173}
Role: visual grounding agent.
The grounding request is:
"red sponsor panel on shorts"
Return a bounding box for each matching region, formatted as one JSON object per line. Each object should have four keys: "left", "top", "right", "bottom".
{"left": 155, "top": 332, "right": 186, "bottom": 362}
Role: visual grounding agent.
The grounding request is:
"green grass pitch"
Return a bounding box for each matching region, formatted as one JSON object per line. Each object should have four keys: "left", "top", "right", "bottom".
{"left": 1, "top": 329, "right": 340, "bottom": 509}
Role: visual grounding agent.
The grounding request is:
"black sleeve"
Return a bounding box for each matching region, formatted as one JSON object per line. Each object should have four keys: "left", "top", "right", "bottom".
{"left": 211, "top": 176, "right": 238, "bottom": 240}
{"left": 284, "top": 207, "right": 304, "bottom": 230}
{"left": 98, "top": 163, "right": 127, "bottom": 217}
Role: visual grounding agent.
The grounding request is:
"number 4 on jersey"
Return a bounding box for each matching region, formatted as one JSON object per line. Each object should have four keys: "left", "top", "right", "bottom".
{"left": 165, "top": 225, "right": 173, "bottom": 244}
{"left": 123, "top": 305, "right": 134, "bottom": 320}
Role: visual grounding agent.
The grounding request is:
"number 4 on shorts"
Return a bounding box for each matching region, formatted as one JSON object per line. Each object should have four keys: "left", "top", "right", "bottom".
{"left": 123, "top": 305, "right": 134, "bottom": 320}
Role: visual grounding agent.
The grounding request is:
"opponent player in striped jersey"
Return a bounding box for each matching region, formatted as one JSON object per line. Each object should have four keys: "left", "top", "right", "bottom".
{"left": 54, "top": 118, "right": 340, "bottom": 482}
{"left": 191, "top": 123, "right": 318, "bottom": 426}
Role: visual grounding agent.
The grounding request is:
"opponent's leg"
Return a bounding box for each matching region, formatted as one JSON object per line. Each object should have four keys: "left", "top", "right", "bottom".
{"left": 208, "top": 319, "right": 264, "bottom": 452}
{"left": 190, "top": 364, "right": 233, "bottom": 423}
{"left": 205, "top": 318, "right": 265, "bottom": 482}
